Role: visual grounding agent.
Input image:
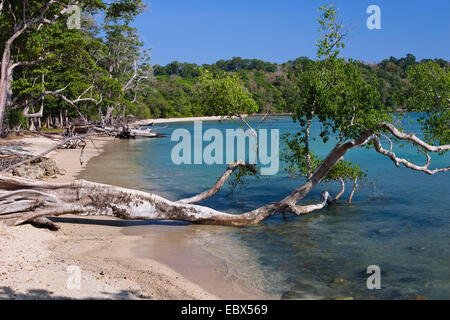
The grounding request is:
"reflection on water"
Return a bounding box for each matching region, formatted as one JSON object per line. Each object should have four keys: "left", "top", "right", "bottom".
{"left": 80, "top": 115, "right": 450, "bottom": 299}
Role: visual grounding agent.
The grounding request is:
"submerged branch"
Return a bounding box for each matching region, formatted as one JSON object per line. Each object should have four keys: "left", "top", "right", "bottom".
{"left": 348, "top": 178, "right": 358, "bottom": 204}
{"left": 334, "top": 177, "right": 345, "bottom": 200}
{"left": 288, "top": 191, "right": 331, "bottom": 215}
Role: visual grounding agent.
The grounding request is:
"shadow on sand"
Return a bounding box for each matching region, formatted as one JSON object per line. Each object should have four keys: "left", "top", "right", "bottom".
{"left": 49, "top": 216, "right": 190, "bottom": 227}
{"left": 0, "top": 286, "right": 146, "bottom": 300}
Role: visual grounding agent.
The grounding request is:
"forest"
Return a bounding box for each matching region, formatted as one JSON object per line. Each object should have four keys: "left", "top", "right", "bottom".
{"left": 1, "top": 1, "right": 449, "bottom": 134}
{"left": 151, "top": 54, "right": 449, "bottom": 117}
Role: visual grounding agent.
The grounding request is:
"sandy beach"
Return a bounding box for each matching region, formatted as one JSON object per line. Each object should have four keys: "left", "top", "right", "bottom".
{"left": 132, "top": 115, "right": 249, "bottom": 127}
{"left": 0, "top": 131, "right": 263, "bottom": 300}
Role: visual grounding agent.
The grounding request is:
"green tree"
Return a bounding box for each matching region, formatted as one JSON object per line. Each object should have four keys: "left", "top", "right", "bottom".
{"left": 277, "top": 4, "right": 448, "bottom": 210}
{"left": 404, "top": 61, "right": 450, "bottom": 146}
{"left": 196, "top": 68, "right": 258, "bottom": 117}
{"left": 0, "top": 0, "right": 148, "bottom": 133}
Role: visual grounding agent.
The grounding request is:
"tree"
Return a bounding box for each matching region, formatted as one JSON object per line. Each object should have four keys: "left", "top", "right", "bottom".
{"left": 281, "top": 132, "right": 366, "bottom": 203}
{"left": 99, "top": 15, "right": 152, "bottom": 125}
{"left": 281, "top": 5, "right": 371, "bottom": 199}
{"left": 0, "top": 4, "right": 448, "bottom": 229}
{"left": 196, "top": 67, "right": 263, "bottom": 163}
{"left": 0, "top": 0, "right": 108, "bottom": 134}
{"left": 404, "top": 61, "right": 449, "bottom": 146}
{"left": 0, "top": 0, "right": 149, "bottom": 133}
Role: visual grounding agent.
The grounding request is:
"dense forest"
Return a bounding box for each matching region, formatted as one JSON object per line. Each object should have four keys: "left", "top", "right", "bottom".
{"left": 150, "top": 55, "right": 450, "bottom": 118}
{"left": 0, "top": 1, "right": 449, "bottom": 133}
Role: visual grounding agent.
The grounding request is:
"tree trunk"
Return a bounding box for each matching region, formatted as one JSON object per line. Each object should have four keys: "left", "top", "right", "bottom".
{"left": 0, "top": 172, "right": 331, "bottom": 228}
{"left": 0, "top": 44, "right": 12, "bottom": 134}
{"left": 0, "top": 131, "right": 379, "bottom": 229}
{"left": 104, "top": 105, "right": 114, "bottom": 126}
{"left": 59, "top": 110, "right": 63, "bottom": 128}
{"left": 334, "top": 177, "right": 345, "bottom": 200}
{"left": 348, "top": 178, "right": 358, "bottom": 204}
{"left": 305, "top": 119, "right": 312, "bottom": 179}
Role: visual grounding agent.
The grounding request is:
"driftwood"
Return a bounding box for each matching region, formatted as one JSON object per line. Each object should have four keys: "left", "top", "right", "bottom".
{"left": 1, "top": 134, "right": 88, "bottom": 173}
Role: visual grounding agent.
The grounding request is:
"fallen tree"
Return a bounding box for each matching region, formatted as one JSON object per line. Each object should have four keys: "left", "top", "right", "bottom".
{"left": 0, "top": 126, "right": 448, "bottom": 230}
{"left": 1, "top": 4, "right": 448, "bottom": 231}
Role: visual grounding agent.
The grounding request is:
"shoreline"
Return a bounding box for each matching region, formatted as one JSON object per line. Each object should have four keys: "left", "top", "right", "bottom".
{"left": 132, "top": 114, "right": 293, "bottom": 126}
{"left": 132, "top": 115, "right": 243, "bottom": 126}
{"left": 77, "top": 138, "right": 267, "bottom": 299}
{"left": 0, "top": 133, "right": 265, "bottom": 300}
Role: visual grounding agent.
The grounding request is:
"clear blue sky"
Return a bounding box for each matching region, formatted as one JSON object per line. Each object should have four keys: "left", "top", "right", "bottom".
{"left": 132, "top": 0, "right": 450, "bottom": 66}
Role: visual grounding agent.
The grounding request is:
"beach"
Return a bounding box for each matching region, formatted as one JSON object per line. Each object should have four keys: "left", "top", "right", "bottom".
{"left": 0, "top": 131, "right": 262, "bottom": 300}
{"left": 132, "top": 115, "right": 241, "bottom": 126}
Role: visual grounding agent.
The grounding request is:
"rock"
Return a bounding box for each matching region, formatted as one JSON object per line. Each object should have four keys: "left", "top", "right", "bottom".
{"left": 412, "top": 295, "right": 428, "bottom": 300}
{"left": 280, "top": 290, "right": 303, "bottom": 300}
{"left": 332, "top": 278, "right": 345, "bottom": 285}
{"left": 12, "top": 158, "right": 64, "bottom": 180}
{"left": 333, "top": 296, "right": 354, "bottom": 300}
{"left": 38, "top": 159, "right": 59, "bottom": 176}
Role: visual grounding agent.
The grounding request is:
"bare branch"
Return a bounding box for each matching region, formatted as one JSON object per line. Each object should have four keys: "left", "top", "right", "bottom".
{"left": 334, "top": 177, "right": 345, "bottom": 200}
{"left": 256, "top": 111, "right": 269, "bottom": 130}
{"left": 370, "top": 134, "right": 449, "bottom": 175}
{"left": 7, "top": 1, "right": 17, "bottom": 29}
{"left": 122, "top": 60, "right": 139, "bottom": 91}
{"left": 1, "top": 134, "right": 88, "bottom": 172}
{"left": 177, "top": 160, "right": 257, "bottom": 204}
{"left": 380, "top": 133, "right": 393, "bottom": 152}
{"left": 348, "top": 178, "right": 358, "bottom": 204}
{"left": 288, "top": 191, "right": 331, "bottom": 215}
{"left": 381, "top": 122, "right": 450, "bottom": 152}
{"left": 8, "top": 55, "right": 47, "bottom": 73}
{"left": 122, "top": 59, "right": 151, "bottom": 92}
{"left": 46, "top": 86, "right": 102, "bottom": 109}
{"left": 22, "top": 102, "right": 43, "bottom": 118}
{"left": 237, "top": 115, "right": 257, "bottom": 137}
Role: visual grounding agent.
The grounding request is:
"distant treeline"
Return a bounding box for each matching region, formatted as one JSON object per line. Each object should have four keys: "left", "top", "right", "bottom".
{"left": 147, "top": 55, "right": 449, "bottom": 118}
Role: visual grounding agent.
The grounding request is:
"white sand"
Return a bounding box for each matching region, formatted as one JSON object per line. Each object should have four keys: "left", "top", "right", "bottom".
{"left": 132, "top": 115, "right": 245, "bottom": 126}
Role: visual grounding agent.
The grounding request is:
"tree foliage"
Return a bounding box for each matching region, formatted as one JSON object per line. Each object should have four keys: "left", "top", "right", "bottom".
{"left": 196, "top": 68, "right": 258, "bottom": 117}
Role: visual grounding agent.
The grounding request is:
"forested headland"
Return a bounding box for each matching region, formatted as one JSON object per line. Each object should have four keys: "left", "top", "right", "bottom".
{"left": 150, "top": 55, "right": 449, "bottom": 117}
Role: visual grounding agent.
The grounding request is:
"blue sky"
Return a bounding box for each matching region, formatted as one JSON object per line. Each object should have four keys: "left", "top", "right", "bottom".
{"left": 132, "top": 0, "right": 450, "bottom": 66}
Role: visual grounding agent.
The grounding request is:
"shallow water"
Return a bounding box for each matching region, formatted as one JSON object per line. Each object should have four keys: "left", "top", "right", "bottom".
{"left": 81, "top": 115, "right": 449, "bottom": 299}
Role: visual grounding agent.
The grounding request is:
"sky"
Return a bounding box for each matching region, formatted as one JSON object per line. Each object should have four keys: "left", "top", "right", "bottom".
{"left": 131, "top": 0, "right": 450, "bottom": 66}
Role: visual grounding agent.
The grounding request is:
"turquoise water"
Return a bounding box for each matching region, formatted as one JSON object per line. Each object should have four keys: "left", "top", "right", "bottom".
{"left": 124, "top": 115, "right": 449, "bottom": 299}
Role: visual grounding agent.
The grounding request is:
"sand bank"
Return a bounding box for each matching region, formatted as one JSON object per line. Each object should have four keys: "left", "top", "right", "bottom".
{"left": 132, "top": 115, "right": 243, "bottom": 126}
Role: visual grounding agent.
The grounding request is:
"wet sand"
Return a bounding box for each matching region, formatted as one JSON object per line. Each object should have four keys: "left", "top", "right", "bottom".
{"left": 78, "top": 139, "right": 267, "bottom": 299}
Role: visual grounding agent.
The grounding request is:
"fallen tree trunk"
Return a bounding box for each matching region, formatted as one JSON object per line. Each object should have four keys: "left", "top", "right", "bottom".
{"left": 1, "top": 127, "right": 447, "bottom": 229}
{"left": 0, "top": 132, "right": 355, "bottom": 228}
{"left": 0, "top": 131, "right": 376, "bottom": 228}
{"left": 0, "top": 172, "right": 329, "bottom": 228}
